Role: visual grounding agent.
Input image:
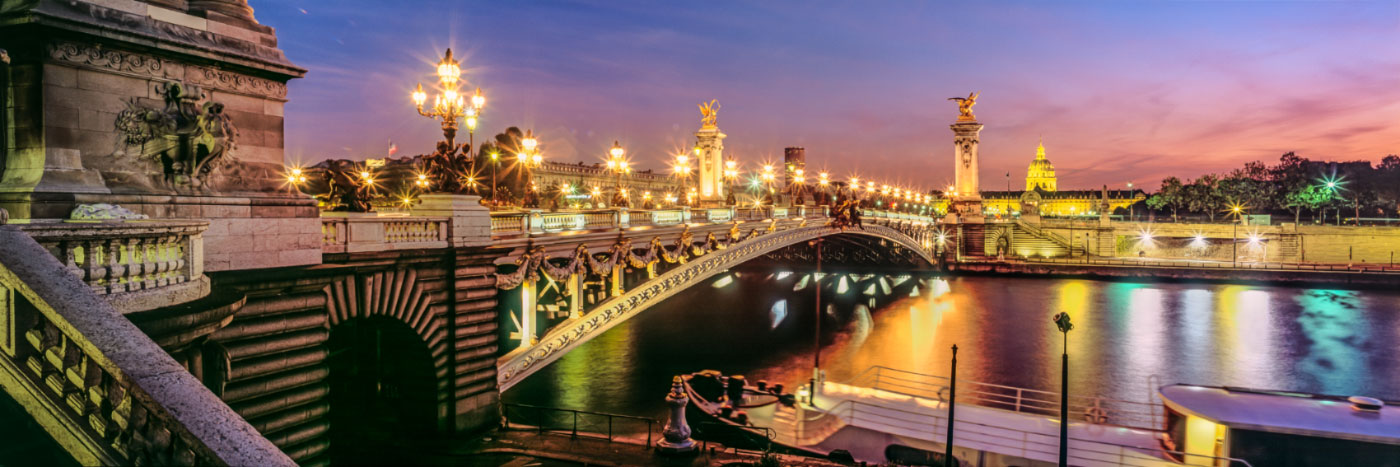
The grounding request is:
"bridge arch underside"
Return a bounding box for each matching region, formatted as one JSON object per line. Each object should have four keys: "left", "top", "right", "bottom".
{"left": 496, "top": 223, "right": 934, "bottom": 391}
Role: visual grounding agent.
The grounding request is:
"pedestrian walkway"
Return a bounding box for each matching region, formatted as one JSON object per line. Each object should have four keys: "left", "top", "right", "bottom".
{"left": 438, "top": 428, "right": 850, "bottom": 467}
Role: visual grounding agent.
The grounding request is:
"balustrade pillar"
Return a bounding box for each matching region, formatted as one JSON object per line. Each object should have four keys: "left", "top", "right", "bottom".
{"left": 617, "top": 208, "right": 630, "bottom": 228}
{"left": 527, "top": 209, "right": 545, "bottom": 235}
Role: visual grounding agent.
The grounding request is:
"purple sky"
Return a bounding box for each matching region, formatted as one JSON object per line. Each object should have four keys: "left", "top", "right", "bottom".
{"left": 257, "top": 1, "right": 1400, "bottom": 191}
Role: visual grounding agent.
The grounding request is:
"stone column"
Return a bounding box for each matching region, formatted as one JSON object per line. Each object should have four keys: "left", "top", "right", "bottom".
{"left": 414, "top": 194, "right": 492, "bottom": 247}
{"left": 656, "top": 376, "right": 697, "bottom": 454}
{"left": 949, "top": 121, "right": 985, "bottom": 221}
{"left": 695, "top": 127, "right": 726, "bottom": 204}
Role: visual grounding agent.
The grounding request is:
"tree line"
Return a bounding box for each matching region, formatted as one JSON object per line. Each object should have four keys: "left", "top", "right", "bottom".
{"left": 1145, "top": 152, "right": 1400, "bottom": 224}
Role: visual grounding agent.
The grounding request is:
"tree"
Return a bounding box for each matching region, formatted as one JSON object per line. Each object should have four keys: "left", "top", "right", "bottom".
{"left": 1146, "top": 176, "right": 1186, "bottom": 221}
{"left": 1268, "top": 152, "right": 1310, "bottom": 213}
{"left": 1284, "top": 184, "right": 1332, "bottom": 224}
{"left": 1185, "top": 175, "right": 1224, "bottom": 221}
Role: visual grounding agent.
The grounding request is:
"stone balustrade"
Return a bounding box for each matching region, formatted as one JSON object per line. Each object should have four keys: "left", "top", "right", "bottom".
{"left": 321, "top": 206, "right": 931, "bottom": 252}
{"left": 321, "top": 214, "right": 450, "bottom": 254}
{"left": 18, "top": 220, "right": 210, "bottom": 313}
{"left": 0, "top": 226, "right": 292, "bottom": 466}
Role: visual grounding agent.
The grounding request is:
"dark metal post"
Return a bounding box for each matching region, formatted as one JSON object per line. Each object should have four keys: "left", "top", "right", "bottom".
{"left": 810, "top": 238, "right": 823, "bottom": 406}
{"left": 1052, "top": 312, "right": 1074, "bottom": 467}
{"left": 945, "top": 344, "right": 958, "bottom": 467}
{"left": 1059, "top": 332, "right": 1069, "bottom": 467}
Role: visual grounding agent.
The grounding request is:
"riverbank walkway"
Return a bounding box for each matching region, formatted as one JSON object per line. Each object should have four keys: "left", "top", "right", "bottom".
{"left": 444, "top": 428, "right": 849, "bottom": 466}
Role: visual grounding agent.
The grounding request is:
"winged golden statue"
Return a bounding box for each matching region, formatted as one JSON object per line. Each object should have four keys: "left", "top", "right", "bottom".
{"left": 699, "top": 99, "right": 720, "bottom": 129}
{"left": 948, "top": 91, "right": 979, "bottom": 121}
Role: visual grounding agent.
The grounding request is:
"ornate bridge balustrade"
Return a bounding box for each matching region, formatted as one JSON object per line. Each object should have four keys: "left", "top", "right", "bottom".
{"left": 18, "top": 221, "right": 211, "bottom": 313}
{"left": 490, "top": 209, "right": 937, "bottom": 391}
{"left": 0, "top": 226, "right": 290, "bottom": 466}
{"left": 485, "top": 206, "right": 835, "bottom": 237}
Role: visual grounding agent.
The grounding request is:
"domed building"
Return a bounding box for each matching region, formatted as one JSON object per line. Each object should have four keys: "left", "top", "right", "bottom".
{"left": 1025, "top": 142, "right": 1057, "bottom": 191}
{"left": 969, "top": 141, "right": 1145, "bottom": 219}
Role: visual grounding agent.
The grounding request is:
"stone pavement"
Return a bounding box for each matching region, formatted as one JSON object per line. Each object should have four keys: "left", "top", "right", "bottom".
{"left": 431, "top": 428, "right": 853, "bottom": 467}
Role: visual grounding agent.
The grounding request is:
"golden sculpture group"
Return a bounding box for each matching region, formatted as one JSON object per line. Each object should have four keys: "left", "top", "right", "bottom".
{"left": 699, "top": 99, "right": 720, "bottom": 129}
{"left": 948, "top": 91, "right": 979, "bottom": 122}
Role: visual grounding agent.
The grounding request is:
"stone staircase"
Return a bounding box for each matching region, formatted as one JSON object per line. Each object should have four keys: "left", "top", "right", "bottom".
{"left": 1012, "top": 220, "right": 1080, "bottom": 258}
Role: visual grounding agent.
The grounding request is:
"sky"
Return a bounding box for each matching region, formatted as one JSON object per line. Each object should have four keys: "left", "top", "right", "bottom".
{"left": 256, "top": 0, "right": 1400, "bottom": 191}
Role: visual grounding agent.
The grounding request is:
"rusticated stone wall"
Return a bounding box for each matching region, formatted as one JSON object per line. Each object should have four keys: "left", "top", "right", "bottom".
{"left": 183, "top": 248, "right": 501, "bottom": 465}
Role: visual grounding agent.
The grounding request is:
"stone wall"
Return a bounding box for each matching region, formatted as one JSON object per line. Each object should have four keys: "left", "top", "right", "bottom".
{"left": 185, "top": 247, "right": 501, "bottom": 464}
{"left": 1028, "top": 220, "right": 1400, "bottom": 265}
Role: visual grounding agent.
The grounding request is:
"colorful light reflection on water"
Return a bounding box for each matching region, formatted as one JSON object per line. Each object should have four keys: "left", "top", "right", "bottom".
{"left": 506, "top": 271, "right": 1400, "bottom": 423}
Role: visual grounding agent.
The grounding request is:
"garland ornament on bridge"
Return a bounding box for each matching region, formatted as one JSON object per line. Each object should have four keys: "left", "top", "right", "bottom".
{"left": 495, "top": 219, "right": 935, "bottom": 391}
{"left": 494, "top": 224, "right": 766, "bottom": 290}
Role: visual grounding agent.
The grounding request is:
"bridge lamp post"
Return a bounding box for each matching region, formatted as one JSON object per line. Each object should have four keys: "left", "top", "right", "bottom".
{"left": 724, "top": 159, "right": 739, "bottom": 205}
{"left": 1052, "top": 312, "right": 1074, "bottom": 467}
{"left": 488, "top": 151, "right": 500, "bottom": 207}
{"left": 818, "top": 172, "right": 830, "bottom": 204}
{"left": 674, "top": 154, "right": 692, "bottom": 206}
{"left": 760, "top": 165, "right": 776, "bottom": 205}
{"left": 411, "top": 50, "right": 483, "bottom": 175}
{"left": 607, "top": 141, "right": 630, "bottom": 207}
{"left": 518, "top": 130, "right": 542, "bottom": 204}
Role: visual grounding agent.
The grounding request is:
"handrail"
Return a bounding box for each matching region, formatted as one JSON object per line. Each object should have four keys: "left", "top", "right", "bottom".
{"left": 0, "top": 226, "right": 291, "bottom": 465}
{"left": 798, "top": 397, "right": 1251, "bottom": 467}
{"left": 501, "top": 402, "right": 657, "bottom": 446}
{"left": 849, "top": 365, "right": 1159, "bottom": 430}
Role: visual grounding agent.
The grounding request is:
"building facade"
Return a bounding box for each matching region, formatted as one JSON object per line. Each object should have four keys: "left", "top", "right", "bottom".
{"left": 959, "top": 143, "right": 1144, "bottom": 217}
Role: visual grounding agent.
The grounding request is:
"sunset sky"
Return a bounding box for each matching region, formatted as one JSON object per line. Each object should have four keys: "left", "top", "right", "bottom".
{"left": 259, "top": 0, "right": 1400, "bottom": 191}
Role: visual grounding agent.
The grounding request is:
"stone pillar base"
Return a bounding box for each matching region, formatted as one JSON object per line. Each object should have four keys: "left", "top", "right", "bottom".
{"left": 413, "top": 194, "right": 492, "bottom": 247}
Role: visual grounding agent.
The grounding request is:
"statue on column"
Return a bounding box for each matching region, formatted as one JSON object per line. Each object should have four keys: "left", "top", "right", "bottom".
{"left": 947, "top": 91, "right": 979, "bottom": 122}
{"left": 698, "top": 99, "right": 720, "bottom": 129}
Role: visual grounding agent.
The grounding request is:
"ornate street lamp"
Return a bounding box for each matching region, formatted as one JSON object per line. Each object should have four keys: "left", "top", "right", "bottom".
{"left": 674, "top": 153, "right": 693, "bottom": 206}
{"left": 516, "top": 130, "right": 543, "bottom": 207}
{"left": 411, "top": 48, "right": 484, "bottom": 194}
{"left": 607, "top": 141, "right": 630, "bottom": 207}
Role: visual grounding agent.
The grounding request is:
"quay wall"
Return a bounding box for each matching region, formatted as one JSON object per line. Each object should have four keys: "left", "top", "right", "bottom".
{"left": 949, "top": 260, "right": 1400, "bottom": 288}
{"left": 1023, "top": 221, "right": 1400, "bottom": 265}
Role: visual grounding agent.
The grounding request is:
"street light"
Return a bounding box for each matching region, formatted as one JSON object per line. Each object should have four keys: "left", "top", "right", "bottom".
{"left": 516, "top": 130, "right": 542, "bottom": 205}
{"left": 674, "top": 153, "right": 693, "bottom": 206}
{"left": 1229, "top": 203, "right": 1246, "bottom": 267}
{"left": 1052, "top": 312, "right": 1074, "bottom": 467}
{"left": 607, "top": 141, "right": 630, "bottom": 207}
{"left": 411, "top": 48, "right": 482, "bottom": 193}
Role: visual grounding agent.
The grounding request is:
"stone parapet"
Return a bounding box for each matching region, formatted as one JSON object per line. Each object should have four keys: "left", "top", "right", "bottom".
{"left": 412, "top": 194, "right": 493, "bottom": 248}
{"left": 18, "top": 219, "right": 211, "bottom": 312}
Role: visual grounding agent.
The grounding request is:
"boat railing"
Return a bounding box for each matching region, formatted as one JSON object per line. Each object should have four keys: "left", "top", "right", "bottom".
{"left": 850, "top": 365, "right": 1160, "bottom": 430}
{"left": 501, "top": 402, "right": 656, "bottom": 446}
{"left": 807, "top": 398, "right": 1251, "bottom": 467}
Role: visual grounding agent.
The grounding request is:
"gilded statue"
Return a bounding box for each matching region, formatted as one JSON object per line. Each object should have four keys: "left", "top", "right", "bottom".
{"left": 948, "top": 91, "right": 979, "bottom": 121}
{"left": 698, "top": 99, "right": 720, "bottom": 129}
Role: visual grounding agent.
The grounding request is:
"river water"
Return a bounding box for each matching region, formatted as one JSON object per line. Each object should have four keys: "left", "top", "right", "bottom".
{"left": 505, "top": 269, "right": 1400, "bottom": 425}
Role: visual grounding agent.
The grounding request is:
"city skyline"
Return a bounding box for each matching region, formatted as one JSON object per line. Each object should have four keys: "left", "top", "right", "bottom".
{"left": 261, "top": 0, "right": 1399, "bottom": 191}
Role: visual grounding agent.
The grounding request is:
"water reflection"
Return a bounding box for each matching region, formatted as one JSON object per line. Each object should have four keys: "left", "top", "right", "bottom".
{"left": 507, "top": 269, "right": 1400, "bottom": 423}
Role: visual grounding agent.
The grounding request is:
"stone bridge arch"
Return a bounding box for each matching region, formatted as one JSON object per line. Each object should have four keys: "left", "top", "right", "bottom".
{"left": 496, "top": 222, "right": 933, "bottom": 391}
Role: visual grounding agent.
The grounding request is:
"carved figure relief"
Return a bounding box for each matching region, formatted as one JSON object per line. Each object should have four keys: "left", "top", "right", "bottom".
{"left": 112, "top": 82, "right": 239, "bottom": 192}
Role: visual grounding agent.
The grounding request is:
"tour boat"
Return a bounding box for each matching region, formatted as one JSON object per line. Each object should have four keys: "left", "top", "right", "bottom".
{"left": 681, "top": 368, "right": 1400, "bottom": 467}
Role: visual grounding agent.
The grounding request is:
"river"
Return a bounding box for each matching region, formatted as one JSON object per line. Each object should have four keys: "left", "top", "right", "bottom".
{"left": 505, "top": 269, "right": 1400, "bottom": 426}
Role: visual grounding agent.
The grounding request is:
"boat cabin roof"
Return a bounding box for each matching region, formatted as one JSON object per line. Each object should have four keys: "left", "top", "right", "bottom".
{"left": 1160, "top": 384, "right": 1400, "bottom": 445}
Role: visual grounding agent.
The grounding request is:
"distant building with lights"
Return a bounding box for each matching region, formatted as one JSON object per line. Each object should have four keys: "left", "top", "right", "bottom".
{"left": 531, "top": 160, "right": 683, "bottom": 201}
{"left": 938, "top": 143, "right": 1144, "bottom": 217}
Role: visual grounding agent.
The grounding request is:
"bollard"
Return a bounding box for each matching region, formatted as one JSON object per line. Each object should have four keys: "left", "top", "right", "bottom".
{"left": 656, "top": 375, "right": 698, "bottom": 455}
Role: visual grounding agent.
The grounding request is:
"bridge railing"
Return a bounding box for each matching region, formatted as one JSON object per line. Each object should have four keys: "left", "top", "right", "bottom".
{"left": 0, "top": 226, "right": 291, "bottom": 466}
{"left": 786, "top": 397, "right": 1250, "bottom": 467}
{"left": 321, "top": 214, "right": 450, "bottom": 253}
{"left": 849, "top": 365, "right": 1160, "bottom": 431}
{"left": 18, "top": 220, "right": 210, "bottom": 313}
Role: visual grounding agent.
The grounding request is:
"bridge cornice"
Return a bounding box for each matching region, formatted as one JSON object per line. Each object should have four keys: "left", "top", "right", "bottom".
{"left": 496, "top": 222, "right": 931, "bottom": 391}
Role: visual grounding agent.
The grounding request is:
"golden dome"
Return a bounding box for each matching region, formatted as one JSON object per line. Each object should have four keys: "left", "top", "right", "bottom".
{"left": 1025, "top": 142, "right": 1057, "bottom": 191}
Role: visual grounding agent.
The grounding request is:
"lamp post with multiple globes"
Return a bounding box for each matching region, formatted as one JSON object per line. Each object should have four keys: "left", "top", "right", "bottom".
{"left": 411, "top": 48, "right": 486, "bottom": 194}
{"left": 517, "top": 130, "right": 542, "bottom": 207}
{"left": 674, "top": 153, "right": 693, "bottom": 207}
{"left": 606, "top": 141, "right": 630, "bottom": 207}
{"left": 723, "top": 159, "right": 739, "bottom": 206}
